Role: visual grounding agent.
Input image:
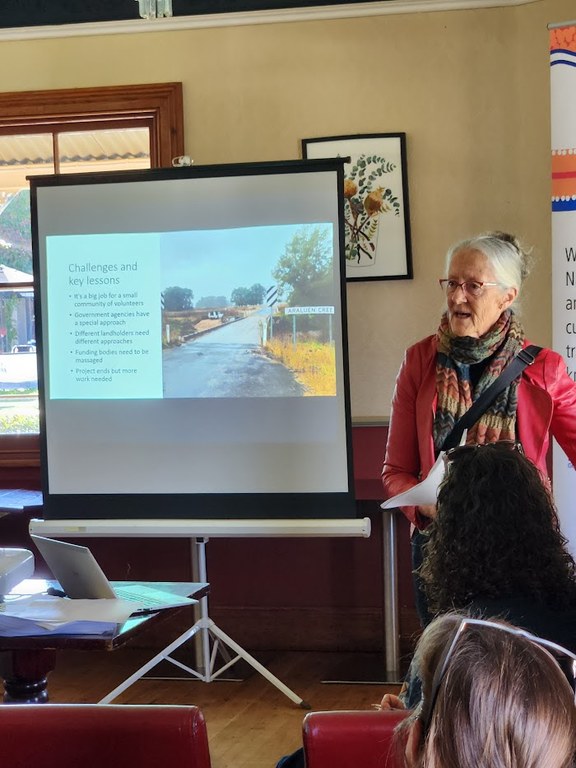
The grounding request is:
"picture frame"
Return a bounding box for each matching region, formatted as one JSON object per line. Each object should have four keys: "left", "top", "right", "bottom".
{"left": 302, "top": 133, "right": 413, "bottom": 281}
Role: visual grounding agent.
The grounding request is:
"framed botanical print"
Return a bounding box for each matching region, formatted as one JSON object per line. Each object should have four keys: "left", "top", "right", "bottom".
{"left": 302, "top": 133, "right": 413, "bottom": 281}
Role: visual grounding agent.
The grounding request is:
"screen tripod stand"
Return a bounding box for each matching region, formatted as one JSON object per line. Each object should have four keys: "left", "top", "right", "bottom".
{"left": 99, "top": 536, "right": 310, "bottom": 707}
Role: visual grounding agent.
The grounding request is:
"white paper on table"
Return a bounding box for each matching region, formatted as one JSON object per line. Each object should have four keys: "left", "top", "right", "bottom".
{"left": 1, "top": 594, "right": 136, "bottom": 628}
{"left": 0, "top": 613, "right": 117, "bottom": 637}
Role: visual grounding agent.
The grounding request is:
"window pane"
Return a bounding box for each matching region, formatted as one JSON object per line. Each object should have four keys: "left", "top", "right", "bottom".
{"left": 0, "top": 287, "right": 38, "bottom": 434}
{"left": 58, "top": 128, "right": 151, "bottom": 174}
{"left": 0, "top": 135, "right": 45, "bottom": 434}
{"left": 0, "top": 132, "right": 54, "bottom": 274}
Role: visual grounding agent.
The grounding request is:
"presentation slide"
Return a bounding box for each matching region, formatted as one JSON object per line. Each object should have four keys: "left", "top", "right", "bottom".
{"left": 48, "top": 232, "right": 162, "bottom": 399}
{"left": 48, "top": 223, "right": 336, "bottom": 401}
{"left": 31, "top": 161, "right": 355, "bottom": 519}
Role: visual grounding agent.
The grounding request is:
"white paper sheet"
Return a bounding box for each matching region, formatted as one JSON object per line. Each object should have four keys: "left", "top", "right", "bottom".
{"left": 0, "top": 613, "right": 117, "bottom": 637}
{"left": 381, "top": 430, "right": 468, "bottom": 509}
{"left": 381, "top": 452, "right": 447, "bottom": 509}
{"left": 1, "top": 593, "right": 135, "bottom": 629}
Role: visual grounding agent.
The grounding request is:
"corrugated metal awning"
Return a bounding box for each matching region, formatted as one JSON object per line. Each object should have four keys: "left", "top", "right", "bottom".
{"left": 0, "top": 129, "right": 149, "bottom": 167}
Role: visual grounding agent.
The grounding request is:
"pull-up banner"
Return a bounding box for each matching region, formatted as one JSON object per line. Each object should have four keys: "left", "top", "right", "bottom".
{"left": 550, "top": 22, "right": 576, "bottom": 552}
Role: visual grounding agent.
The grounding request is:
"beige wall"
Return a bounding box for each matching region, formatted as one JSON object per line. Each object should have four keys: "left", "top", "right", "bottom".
{"left": 1, "top": 0, "right": 572, "bottom": 419}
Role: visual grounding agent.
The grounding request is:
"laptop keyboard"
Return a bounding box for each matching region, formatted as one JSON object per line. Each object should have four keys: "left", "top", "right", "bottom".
{"left": 113, "top": 585, "right": 195, "bottom": 611}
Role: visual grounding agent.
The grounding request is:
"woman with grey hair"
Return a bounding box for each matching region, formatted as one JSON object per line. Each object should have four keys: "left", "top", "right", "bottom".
{"left": 382, "top": 231, "right": 576, "bottom": 625}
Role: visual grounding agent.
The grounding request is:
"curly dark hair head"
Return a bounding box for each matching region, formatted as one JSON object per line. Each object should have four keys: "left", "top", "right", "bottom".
{"left": 419, "top": 444, "right": 576, "bottom": 613}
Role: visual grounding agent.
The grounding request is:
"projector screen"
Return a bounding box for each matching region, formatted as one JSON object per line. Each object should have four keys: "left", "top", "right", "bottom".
{"left": 30, "top": 159, "right": 356, "bottom": 520}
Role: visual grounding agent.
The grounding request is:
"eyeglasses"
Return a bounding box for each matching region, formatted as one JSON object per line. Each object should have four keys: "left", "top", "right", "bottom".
{"left": 444, "top": 440, "right": 524, "bottom": 465}
{"left": 438, "top": 279, "right": 499, "bottom": 297}
{"left": 419, "top": 617, "right": 576, "bottom": 736}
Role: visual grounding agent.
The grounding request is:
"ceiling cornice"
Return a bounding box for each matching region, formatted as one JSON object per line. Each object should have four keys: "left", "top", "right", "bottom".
{"left": 0, "top": 0, "right": 540, "bottom": 42}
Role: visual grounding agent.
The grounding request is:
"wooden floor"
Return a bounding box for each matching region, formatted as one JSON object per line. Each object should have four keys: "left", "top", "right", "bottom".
{"left": 46, "top": 646, "right": 403, "bottom": 768}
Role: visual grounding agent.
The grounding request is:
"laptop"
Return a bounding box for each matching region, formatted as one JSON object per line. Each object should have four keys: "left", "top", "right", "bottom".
{"left": 30, "top": 534, "right": 197, "bottom": 615}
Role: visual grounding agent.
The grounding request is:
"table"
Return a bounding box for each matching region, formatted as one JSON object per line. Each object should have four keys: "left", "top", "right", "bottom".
{"left": 0, "top": 580, "right": 209, "bottom": 703}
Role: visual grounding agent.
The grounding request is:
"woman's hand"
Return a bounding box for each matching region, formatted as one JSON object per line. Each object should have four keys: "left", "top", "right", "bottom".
{"left": 376, "top": 693, "right": 406, "bottom": 711}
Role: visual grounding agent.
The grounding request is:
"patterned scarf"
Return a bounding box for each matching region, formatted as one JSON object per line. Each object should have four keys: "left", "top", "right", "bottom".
{"left": 433, "top": 309, "right": 525, "bottom": 452}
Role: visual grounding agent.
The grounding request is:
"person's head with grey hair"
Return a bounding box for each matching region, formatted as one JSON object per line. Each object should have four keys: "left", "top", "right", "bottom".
{"left": 444, "top": 231, "right": 532, "bottom": 304}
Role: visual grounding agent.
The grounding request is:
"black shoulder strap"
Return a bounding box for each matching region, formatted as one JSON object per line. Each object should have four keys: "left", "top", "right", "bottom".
{"left": 441, "top": 345, "right": 542, "bottom": 451}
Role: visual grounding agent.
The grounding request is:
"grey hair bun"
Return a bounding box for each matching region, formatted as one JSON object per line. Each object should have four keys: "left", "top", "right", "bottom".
{"left": 483, "top": 230, "right": 532, "bottom": 283}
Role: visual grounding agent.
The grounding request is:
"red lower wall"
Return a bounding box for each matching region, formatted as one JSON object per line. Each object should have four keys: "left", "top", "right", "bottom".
{"left": 0, "top": 425, "right": 419, "bottom": 656}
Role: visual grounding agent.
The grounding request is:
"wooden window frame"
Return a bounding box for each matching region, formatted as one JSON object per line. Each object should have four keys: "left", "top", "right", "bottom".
{"left": 0, "top": 83, "right": 184, "bottom": 469}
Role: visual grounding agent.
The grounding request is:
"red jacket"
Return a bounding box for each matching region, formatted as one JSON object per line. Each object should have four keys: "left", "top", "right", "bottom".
{"left": 382, "top": 335, "right": 576, "bottom": 527}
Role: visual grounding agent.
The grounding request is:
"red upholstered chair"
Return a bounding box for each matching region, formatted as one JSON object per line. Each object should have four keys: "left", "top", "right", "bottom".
{"left": 0, "top": 704, "right": 212, "bottom": 768}
{"left": 303, "top": 709, "right": 410, "bottom": 768}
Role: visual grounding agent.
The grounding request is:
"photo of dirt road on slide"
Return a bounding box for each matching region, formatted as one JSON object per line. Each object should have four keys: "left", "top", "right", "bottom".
{"left": 161, "top": 222, "right": 339, "bottom": 398}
